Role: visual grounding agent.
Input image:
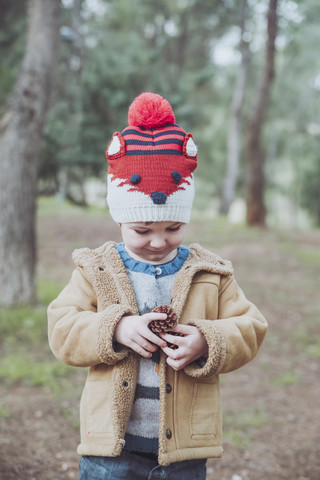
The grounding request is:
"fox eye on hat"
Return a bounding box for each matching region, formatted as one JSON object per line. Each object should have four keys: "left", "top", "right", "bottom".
{"left": 106, "top": 92, "right": 197, "bottom": 223}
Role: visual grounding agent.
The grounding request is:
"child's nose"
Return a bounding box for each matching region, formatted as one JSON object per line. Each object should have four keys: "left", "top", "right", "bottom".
{"left": 150, "top": 236, "right": 166, "bottom": 248}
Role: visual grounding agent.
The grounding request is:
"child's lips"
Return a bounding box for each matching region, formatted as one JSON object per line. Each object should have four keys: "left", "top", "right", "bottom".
{"left": 147, "top": 248, "right": 167, "bottom": 255}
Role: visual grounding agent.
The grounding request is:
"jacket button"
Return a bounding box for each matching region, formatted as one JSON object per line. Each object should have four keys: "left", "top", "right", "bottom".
{"left": 166, "top": 429, "right": 172, "bottom": 439}
{"left": 166, "top": 384, "right": 172, "bottom": 393}
{"left": 122, "top": 381, "right": 128, "bottom": 387}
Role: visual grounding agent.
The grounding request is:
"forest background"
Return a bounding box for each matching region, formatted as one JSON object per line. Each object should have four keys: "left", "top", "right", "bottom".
{"left": 1, "top": 0, "right": 320, "bottom": 229}
{"left": 0, "top": 1, "right": 320, "bottom": 479}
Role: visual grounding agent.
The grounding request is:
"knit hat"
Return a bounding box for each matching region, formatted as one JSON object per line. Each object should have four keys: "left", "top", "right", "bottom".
{"left": 106, "top": 92, "right": 197, "bottom": 223}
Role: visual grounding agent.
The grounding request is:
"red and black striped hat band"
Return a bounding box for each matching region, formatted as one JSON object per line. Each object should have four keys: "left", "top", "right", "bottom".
{"left": 122, "top": 124, "right": 186, "bottom": 156}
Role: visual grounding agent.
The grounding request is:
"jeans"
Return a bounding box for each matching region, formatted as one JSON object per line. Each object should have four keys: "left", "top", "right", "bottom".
{"left": 78, "top": 450, "right": 207, "bottom": 480}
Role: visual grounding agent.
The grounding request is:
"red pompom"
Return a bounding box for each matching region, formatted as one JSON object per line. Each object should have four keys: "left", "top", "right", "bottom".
{"left": 128, "top": 92, "right": 175, "bottom": 129}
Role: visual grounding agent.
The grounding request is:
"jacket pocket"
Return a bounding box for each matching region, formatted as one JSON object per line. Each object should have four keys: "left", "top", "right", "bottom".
{"left": 190, "top": 381, "right": 219, "bottom": 438}
{"left": 82, "top": 380, "right": 113, "bottom": 435}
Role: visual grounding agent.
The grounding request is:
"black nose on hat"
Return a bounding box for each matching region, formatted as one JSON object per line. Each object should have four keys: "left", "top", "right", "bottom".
{"left": 151, "top": 192, "right": 167, "bottom": 204}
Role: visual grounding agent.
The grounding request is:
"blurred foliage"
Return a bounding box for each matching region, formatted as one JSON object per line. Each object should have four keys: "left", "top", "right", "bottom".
{"left": 1, "top": 0, "right": 320, "bottom": 225}
{"left": 0, "top": 0, "right": 27, "bottom": 106}
{"left": 265, "top": 0, "right": 320, "bottom": 227}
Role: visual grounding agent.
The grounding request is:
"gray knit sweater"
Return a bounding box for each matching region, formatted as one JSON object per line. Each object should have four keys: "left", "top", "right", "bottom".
{"left": 115, "top": 243, "right": 189, "bottom": 454}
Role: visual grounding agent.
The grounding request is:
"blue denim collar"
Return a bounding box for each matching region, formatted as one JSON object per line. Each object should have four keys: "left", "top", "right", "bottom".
{"left": 116, "top": 242, "right": 189, "bottom": 278}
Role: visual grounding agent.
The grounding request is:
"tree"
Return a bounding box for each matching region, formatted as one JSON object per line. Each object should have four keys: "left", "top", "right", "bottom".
{"left": 45, "top": 0, "right": 236, "bottom": 183}
{"left": 220, "top": 0, "right": 250, "bottom": 215}
{"left": 245, "top": 0, "right": 278, "bottom": 226}
{"left": 57, "top": 0, "right": 87, "bottom": 206}
{"left": 267, "top": 0, "right": 320, "bottom": 228}
{"left": 0, "top": 0, "right": 28, "bottom": 107}
{"left": 0, "top": 0, "right": 61, "bottom": 306}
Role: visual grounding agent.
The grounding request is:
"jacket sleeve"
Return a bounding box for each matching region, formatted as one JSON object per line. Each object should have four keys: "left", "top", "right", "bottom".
{"left": 48, "top": 267, "right": 133, "bottom": 367}
{"left": 184, "top": 274, "right": 268, "bottom": 378}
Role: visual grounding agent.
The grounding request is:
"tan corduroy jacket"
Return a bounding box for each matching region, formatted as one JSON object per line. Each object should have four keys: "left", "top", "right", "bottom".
{"left": 48, "top": 241, "right": 267, "bottom": 466}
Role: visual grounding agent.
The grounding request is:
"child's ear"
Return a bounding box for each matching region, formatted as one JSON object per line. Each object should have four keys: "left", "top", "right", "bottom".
{"left": 106, "top": 132, "right": 125, "bottom": 160}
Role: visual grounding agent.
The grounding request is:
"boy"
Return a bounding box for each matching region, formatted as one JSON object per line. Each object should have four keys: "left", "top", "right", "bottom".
{"left": 48, "top": 92, "right": 267, "bottom": 479}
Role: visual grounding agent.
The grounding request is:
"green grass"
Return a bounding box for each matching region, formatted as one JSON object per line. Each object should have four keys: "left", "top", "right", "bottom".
{"left": 0, "top": 280, "right": 64, "bottom": 347}
{"left": 0, "top": 305, "right": 47, "bottom": 346}
{"left": 37, "top": 195, "right": 107, "bottom": 218}
{"left": 186, "top": 213, "right": 265, "bottom": 248}
{"left": 223, "top": 405, "right": 268, "bottom": 449}
{"left": 0, "top": 355, "right": 74, "bottom": 392}
{"left": 37, "top": 279, "right": 67, "bottom": 306}
{"left": 0, "top": 278, "right": 75, "bottom": 392}
{"left": 291, "top": 325, "right": 320, "bottom": 358}
{"left": 279, "top": 241, "right": 320, "bottom": 270}
{"left": 62, "top": 404, "right": 81, "bottom": 430}
{"left": 306, "top": 343, "right": 320, "bottom": 358}
{"left": 0, "top": 401, "right": 10, "bottom": 419}
{"left": 271, "top": 371, "right": 300, "bottom": 387}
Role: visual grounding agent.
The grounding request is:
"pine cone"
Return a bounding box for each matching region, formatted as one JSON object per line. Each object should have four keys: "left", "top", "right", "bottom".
{"left": 149, "top": 305, "right": 182, "bottom": 349}
{"left": 149, "top": 305, "right": 177, "bottom": 334}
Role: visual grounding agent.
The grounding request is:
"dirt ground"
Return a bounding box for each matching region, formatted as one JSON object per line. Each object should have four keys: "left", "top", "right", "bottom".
{"left": 1, "top": 213, "right": 319, "bottom": 480}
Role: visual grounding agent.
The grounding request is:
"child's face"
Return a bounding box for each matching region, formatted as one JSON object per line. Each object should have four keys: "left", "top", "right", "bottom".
{"left": 120, "top": 221, "right": 187, "bottom": 264}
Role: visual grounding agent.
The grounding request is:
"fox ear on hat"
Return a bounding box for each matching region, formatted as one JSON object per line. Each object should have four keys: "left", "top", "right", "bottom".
{"left": 106, "top": 132, "right": 125, "bottom": 160}
{"left": 183, "top": 133, "right": 198, "bottom": 160}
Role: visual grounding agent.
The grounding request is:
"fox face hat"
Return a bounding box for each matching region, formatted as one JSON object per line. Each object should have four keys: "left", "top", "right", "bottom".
{"left": 106, "top": 92, "right": 197, "bottom": 223}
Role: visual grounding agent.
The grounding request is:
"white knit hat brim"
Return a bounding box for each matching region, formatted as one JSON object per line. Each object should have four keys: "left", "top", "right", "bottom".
{"left": 107, "top": 175, "right": 194, "bottom": 224}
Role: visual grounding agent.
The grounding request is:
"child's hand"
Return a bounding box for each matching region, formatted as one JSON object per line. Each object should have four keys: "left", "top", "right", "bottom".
{"left": 160, "top": 325, "right": 208, "bottom": 371}
{"left": 114, "top": 312, "right": 168, "bottom": 358}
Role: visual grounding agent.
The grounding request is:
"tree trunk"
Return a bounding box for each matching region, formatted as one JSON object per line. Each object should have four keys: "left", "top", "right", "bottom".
{"left": 0, "top": 0, "right": 60, "bottom": 306}
{"left": 220, "top": 0, "right": 250, "bottom": 215}
{"left": 58, "top": 0, "right": 87, "bottom": 206}
{"left": 245, "top": 0, "right": 278, "bottom": 226}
